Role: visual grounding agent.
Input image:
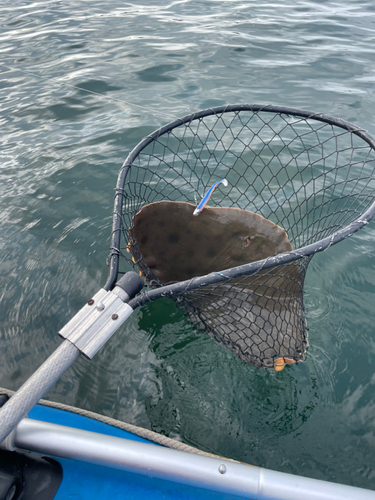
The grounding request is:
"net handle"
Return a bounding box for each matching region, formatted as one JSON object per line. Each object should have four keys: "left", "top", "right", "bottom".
{"left": 105, "top": 104, "right": 375, "bottom": 291}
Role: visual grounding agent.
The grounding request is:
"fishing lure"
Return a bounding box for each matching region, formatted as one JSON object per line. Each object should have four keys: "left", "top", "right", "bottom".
{"left": 193, "top": 179, "right": 228, "bottom": 216}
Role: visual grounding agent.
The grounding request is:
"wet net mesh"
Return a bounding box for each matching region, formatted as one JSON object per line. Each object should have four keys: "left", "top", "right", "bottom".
{"left": 112, "top": 105, "right": 375, "bottom": 370}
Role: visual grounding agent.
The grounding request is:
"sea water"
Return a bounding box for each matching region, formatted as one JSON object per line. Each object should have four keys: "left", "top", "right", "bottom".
{"left": 1, "top": 0, "right": 375, "bottom": 490}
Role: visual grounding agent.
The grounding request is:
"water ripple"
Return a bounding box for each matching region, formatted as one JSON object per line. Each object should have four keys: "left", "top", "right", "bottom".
{"left": 1, "top": 0, "right": 375, "bottom": 490}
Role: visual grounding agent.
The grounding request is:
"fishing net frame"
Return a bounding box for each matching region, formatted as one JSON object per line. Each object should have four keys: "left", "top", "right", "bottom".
{"left": 105, "top": 104, "right": 375, "bottom": 369}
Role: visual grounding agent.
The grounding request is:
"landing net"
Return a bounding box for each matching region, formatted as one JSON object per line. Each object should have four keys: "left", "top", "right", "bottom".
{"left": 106, "top": 105, "right": 375, "bottom": 370}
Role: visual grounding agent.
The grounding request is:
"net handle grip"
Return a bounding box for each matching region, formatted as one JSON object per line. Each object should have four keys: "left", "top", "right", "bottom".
{"left": 114, "top": 272, "right": 144, "bottom": 301}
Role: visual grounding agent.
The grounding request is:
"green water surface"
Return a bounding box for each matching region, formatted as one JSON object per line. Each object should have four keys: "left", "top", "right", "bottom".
{"left": 1, "top": 0, "right": 375, "bottom": 491}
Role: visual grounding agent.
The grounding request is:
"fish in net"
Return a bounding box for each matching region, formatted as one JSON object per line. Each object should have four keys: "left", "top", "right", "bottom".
{"left": 128, "top": 200, "right": 307, "bottom": 370}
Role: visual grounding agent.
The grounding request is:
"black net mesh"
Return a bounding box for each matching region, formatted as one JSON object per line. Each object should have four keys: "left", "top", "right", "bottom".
{"left": 113, "top": 105, "right": 375, "bottom": 370}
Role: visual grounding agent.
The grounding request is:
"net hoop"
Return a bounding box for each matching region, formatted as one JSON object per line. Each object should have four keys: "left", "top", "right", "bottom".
{"left": 105, "top": 104, "right": 375, "bottom": 293}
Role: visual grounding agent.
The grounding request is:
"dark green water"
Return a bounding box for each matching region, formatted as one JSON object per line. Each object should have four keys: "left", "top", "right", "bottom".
{"left": 1, "top": 0, "right": 375, "bottom": 491}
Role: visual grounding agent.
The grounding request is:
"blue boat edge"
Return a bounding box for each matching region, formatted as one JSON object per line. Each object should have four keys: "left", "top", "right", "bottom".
{"left": 0, "top": 395, "right": 374, "bottom": 500}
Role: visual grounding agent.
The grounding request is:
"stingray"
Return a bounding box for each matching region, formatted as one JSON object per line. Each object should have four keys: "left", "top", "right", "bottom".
{"left": 129, "top": 201, "right": 308, "bottom": 370}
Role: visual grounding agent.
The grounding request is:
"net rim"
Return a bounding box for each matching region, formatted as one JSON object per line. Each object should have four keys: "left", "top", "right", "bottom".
{"left": 105, "top": 103, "right": 375, "bottom": 292}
